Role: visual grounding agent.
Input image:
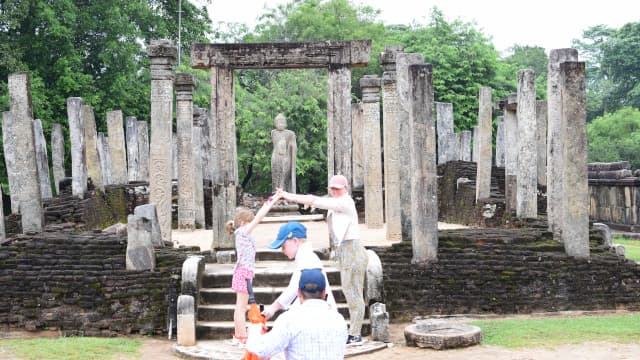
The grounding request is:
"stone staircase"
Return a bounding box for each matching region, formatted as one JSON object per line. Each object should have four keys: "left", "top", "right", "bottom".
{"left": 195, "top": 249, "right": 367, "bottom": 340}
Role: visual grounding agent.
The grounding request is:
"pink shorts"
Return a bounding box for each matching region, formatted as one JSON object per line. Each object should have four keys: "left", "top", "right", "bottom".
{"left": 231, "top": 266, "right": 254, "bottom": 294}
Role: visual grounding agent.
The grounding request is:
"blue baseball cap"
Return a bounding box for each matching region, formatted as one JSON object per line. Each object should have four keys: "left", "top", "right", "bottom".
{"left": 298, "top": 268, "right": 326, "bottom": 293}
{"left": 269, "top": 222, "right": 307, "bottom": 249}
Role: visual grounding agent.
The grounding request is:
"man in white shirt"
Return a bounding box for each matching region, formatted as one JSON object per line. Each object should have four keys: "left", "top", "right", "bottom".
{"left": 261, "top": 222, "right": 336, "bottom": 320}
{"left": 245, "top": 268, "right": 348, "bottom": 360}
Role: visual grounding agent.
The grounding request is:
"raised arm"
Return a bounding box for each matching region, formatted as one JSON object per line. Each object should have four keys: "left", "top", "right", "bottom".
{"left": 245, "top": 192, "right": 282, "bottom": 234}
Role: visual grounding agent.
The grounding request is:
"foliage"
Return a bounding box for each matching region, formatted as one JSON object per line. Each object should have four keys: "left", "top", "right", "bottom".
{"left": 501, "top": 45, "right": 548, "bottom": 99}
{"left": 613, "top": 238, "right": 640, "bottom": 263}
{"left": 601, "top": 22, "right": 640, "bottom": 112}
{"left": 470, "top": 313, "right": 640, "bottom": 348}
{"left": 587, "top": 107, "right": 640, "bottom": 169}
{"left": 0, "top": 337, "right": 140, "bottom": 360}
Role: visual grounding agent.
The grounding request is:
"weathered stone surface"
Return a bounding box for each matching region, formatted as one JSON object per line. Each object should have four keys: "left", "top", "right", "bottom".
{"left": 126, "top": 116, "right": 139, "bottom": 182}
{"left": 459, "top": 130, "right": 471, "bottom": 162}
{"left": 504, "top": 93, "right": 518, "bottom": 213}
{"left": 83, "top": 105, "right": 104, "bottom": 191}
{"left": 536, "top": 100, "right": 547, "bottom": 186}
{"left": 97, "top": 133, "right": 112, "bottom": 185}
{"left": 51, "top": 123, "right": 66, "bottom": 196}
{"left": 107, "top": 110, "right": 128, "bottom": 185}
{"left": 195, "top": 106, "right": 212, "bottom": 182}
{"left": 436, "top": 102, "right": 456, "bottom": 165}
{"left": 137, "top": 121, "right": 150, "bottom": 182}
{"left": 327, "top": 65, "right": 352, "bottom": 185}
{"left": 126, "top": 214, "right": 155, "bottom": 270}
{"left": 495, "top": 116, "right": 505, "bottom": 167}
{"left": 8, "top": 72, "right": 43, "bottom": 233}
{"left": 351, "top": 102, "right": 364, "bottom": 190}
{"left": 475, "top": 87, "right": 492, "bottom": 202}
{"left": 405, "top": 322, "right": 481, "bottom": 350}
{"left": 588, "top": 161, "right": 630, "bottom": 171}
{"left": 176, "top": 73, "right": 196, "bottom": 230}
{"left": 516, "top": 69, "right": 537, "bottom": 219}
{"left": 409, "top": 64, "right": 438, "bottom": 263}
{"left": 134, "top": 204, "right": 163, "bottom": 247}
{"left": 192, "top": 114, "right": 205, "bottom": 228}
{"left": 3, "top": 112, "right": 19, "bottom": 213}
{"left": 271, "top": 113, "right": 297, "bottom": 193}
{"left": 365, "top": 250, "right": 384, "bottom": 303}
{"left": 177, "top": 295, "right": 196, "bottom": 346}
{"left": 360, "top": 76, "right": 384, "bottom": 229}
{"left": 33, "top": 119, "right": 53, "bottom": 199}
{"left": 592, "top": 223, "right": 612, "bottom": 247}
{"left": 370, "top": 302, "right": 390, "bottom": 342}
{"left": 181, "top": 255, "right": 205, "bottom": 312}
{"left": 68, "top": 97, "right": 87, "bottom": 198}
{"left": 191, "top": 40, "right": 371, "bottom": 69}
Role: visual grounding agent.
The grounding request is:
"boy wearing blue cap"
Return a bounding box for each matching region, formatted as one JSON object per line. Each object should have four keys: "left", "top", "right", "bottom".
{"left": 261, "top": 222, "right": 337, "bottom": 320}
{"left": 246, "top": 268, "right": 348, "bottom": 360}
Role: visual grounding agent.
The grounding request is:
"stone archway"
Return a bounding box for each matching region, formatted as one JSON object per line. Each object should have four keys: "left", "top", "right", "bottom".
{"left": 190, "top": 40, "right": 372, "bottom": 249}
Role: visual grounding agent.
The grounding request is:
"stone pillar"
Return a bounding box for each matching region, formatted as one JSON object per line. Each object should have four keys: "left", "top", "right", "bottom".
{"left": 67, "top": 97, "right": 87, "bottom": 199}
{"left": 516, "top": 69, "right": 537, "bottom": 219}
{"left": 33, "top": 119, "right": 53, "bottom": 199}
{"left": 137, "top": 121, "right": 150, "bottom": 182}
{"left": 547, "top": 48, "right": 578, "bottom": 239}
{"left": 97, "top": 133, "right": 112, "bottom": 185}
{"left": 2, "top": 112, "right": 19, "bottom": 213}
{"left": 504, "top": 93, "right": 518, "bottom": 212}
{"left": 172, "top": 133, "right": 178, "bottom": 180}
{"left": 134, "top": 204, "right": 163, "bottom": 247}
{"left": 380, "top": 46, "right": 402, "bottom": 241}
{"left": 51, "top": 123, "right": 66, "bottom": 195}
{"left": 475, "top": 87, "right": 492, "bottom": 202}
{"left": 126, "top": 214, "right": 155, "bottom": 270}
{"left": 177, "top": 295, "right": 196, "bottom": 346}
{"left": 360, "top": 75, "right": 384, "bottom": 229}
{"left": 536, "top": 100, "right": 548, "bottom": 187}
{"left": 8, "top": 72, "right": 43, "bottom": 232}
{"left": 472, "top": 126, "right": 479, "bottom": 163}
{"left": 560, "top": 61, "right": 589, "bottom": 258}
{"left": 192, "top": 107, "right": 206, "bottom": 229}
{"left": 210, "top": 65, "right": 236, "bottom": 249}
{"left": 83, "top": 105, "right": 104, "bottom": 191}
{"left": 436, "top": 102, "right": 456, "bottom": 164}
{"left": 0, "top": 190, "right": 4, "bottom": 241}
{"left": 409, "top": 64, "right": 438, "bottom": 263}
{"left": 176, "top": 73, "right": 196, "bottom": 230}
{"left": 397, "top": 52, "right": 425, "bottom": 240}
{"left": 495, "top": 116, "right": 505, "bottom": 167}
{"left": 351, "top": 102, "right": 364, "bottom": 190}
{"left": 149, "top": 39, "right": 177, "bottom": 244}
{"left": 126, "top": 116, "right": 139, "bottom": 182}
{"left": 327, "top": 65, "right": 352, "bottom": 183}
{"left": 460, "top": 130, "right": 471, "bottom": 161}
{"left": 107, "top": 110, "right": 128, "bottom": 185}
{"left": 195, "top": 106, "right": 212, "bottom": 182}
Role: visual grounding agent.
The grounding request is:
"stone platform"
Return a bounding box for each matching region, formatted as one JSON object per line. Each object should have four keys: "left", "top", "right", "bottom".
{"left": 173, "top": 338, "right": 389, "bottom": 359}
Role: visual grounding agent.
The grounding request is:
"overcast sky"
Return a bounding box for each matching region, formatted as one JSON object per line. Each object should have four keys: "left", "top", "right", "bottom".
{"left": 197, "top": 0, "right": 639, "bottom": 53}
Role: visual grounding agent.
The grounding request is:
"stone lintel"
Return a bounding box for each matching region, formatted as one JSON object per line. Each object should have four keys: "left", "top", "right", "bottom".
{"left": 148, "top": 39, "right": 178, "bottom": 59}
{"left": 190, "top": 40, "right": 371, "bottom": 69}
{"left": 360, "top": 75, "right": 381, "bottom": 89}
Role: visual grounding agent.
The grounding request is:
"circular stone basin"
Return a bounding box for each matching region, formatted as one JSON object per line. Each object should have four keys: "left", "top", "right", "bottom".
{"left": 404, "top": 323, "right": 481, "bottom": 350}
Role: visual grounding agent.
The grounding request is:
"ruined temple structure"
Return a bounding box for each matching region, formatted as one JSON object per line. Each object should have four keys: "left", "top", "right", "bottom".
{"left": 1, "top": 40, "right": 639, "bottom": 342}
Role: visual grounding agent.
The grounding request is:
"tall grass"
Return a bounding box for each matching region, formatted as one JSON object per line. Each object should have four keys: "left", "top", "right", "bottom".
{"left": 469, "top": 313, "right": 640, "bottom": 348}
{"left": 0, "top": 337, "right": 140, "bottom": 360}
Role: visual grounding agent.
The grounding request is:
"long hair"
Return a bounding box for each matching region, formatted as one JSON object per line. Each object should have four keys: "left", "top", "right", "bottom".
{"left": 225, "top": 207, "right": 255, "bottom": 234}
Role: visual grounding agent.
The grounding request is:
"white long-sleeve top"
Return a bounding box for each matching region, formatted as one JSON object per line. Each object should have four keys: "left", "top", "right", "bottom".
{"left": 311, "top": 194, "right": 360, "bottom": 247}
{"left": 274, "top": 242, "right": 337, "bottom": 310}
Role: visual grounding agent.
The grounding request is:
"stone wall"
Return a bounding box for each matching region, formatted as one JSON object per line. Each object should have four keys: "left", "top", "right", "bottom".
{"left": 372, "top": 228, "right": 640, "bottom": 321}
{"left": 0, "top": 230, "right": 201, "bottom": 336}
{"left": 589, "top": 178, "right": 640, "bottom": 232}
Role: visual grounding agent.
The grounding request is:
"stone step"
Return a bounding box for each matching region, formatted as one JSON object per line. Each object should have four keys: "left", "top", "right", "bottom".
{"left": 202, "top": 261, "right": 341, "bottom": 288}
{"left": 196, "top": 320, "right": 371, "bottom": 340}
{"left": 197, "top": 303, "right": 351, "bottom": 322}
{"left": 200, "top": 285, "right": 347, "bottom": 305}
{"left": 217, "top": 249, "right": 330, "bottom": 263}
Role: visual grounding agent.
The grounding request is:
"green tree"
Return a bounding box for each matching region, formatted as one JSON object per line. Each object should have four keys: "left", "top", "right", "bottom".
{"left": 587, "top": 107, "right": 640, "bottom": 169}
{"left": 600, "top": 22, "right": 640, "bottom": 112}
{"left": 501, "top": 45, "right": 548, "bottom": 99}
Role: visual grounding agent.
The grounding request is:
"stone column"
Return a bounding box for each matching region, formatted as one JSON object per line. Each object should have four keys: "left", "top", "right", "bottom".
{"left": 460, "top": 130, "right": 472, "bottom": 161}
{"left": 192, "top": 107, "right": 206, "bottom": 229}
{"left": 172, "top": 133, "right": 178, "bottom": 180}
{"left": 137, "top": 121, "right": 150, "bottom": 182}
{"left": 126, "top": 116, "right": 139, "bottom": 182}
{"left": 536, "top": 100, "right": 548, "bottom": 187}
{"left": 33, "top": 119, "right": 53, "bottom": 199}
{"left": 504, "top": 93, "right": 518, "bottom": 212}
{"left": 149, "top": 39, "right": 177, "bottom": 244}
{"left": 67, "top": 97, "right": 87, "bottom": 198}
{"left": 0, "top": 189, "right": 4, "bottom": 241}
{"left": 97, "top": 133, "right": 112, "bottom": 185}
{"left": 360, "top": 75, "right": 384, "bottom": 229}
{"left": 436, "top": 102, "right": 456, "bottom": 164}
{"left": 83, "top": 105, "right": 104, "bottom": 191}
{"left": 2, "top": 112, "right": 19, "bottom": 213}
{"left": 397, "top": 52, "right": 425, "bottom": 240}
{"left": 472, "top": 126, "right": 479, "bottom": 163}
{"left": 380, "top": 46, "right": 402, "bottom": 241}
{"left": 176, "top": 73, "right": 196, "bottom": 230}
{"left": 516, "top": 69, "right": 537, "bottom": 219}
{"left": 8, "top": 72, "right": 43, "bottom": 232}
{"left": 495, "top": 116, "right": 505, "bottom": 167}
{"left": 107, "top": 110, "right": 128, "bottom": 185}
{"left": 547, "top": 48, "right": 578, "bottom": 239}
{"left": 351, "top": 102, "right": 364, "bottom": 190}
{"left": 51, "top": 123, "right": 66, "bottom": 195}
{"left": 195, "top": 106, "right": 212, "bottom": 182}
{"left": 560, "top": 61, "right": 589, "bottom": 258}
{"left": 126, "top": 214, "right": 155, "bottom": 270}
{"left": 409, "top": 64, "right": 438, "bottom": 263}
{"left": 210, "top": 65, "right": 236, "bottom": 249}
{"left": 475, "top": 87, "right": 492, "bottom": 201}
{"left": 327, "top": 65, "right": 352, "bottom": 183}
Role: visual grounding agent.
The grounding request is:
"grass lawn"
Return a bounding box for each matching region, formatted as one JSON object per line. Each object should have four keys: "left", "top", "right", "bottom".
{"left": 469, "top": 313, "right": 640, "bottom": 348}
{"left": 613, "top": 238, "right": 640, "bottom": 262}
{"left": 0, "top": 337, "right": 141, "bottom": 360}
